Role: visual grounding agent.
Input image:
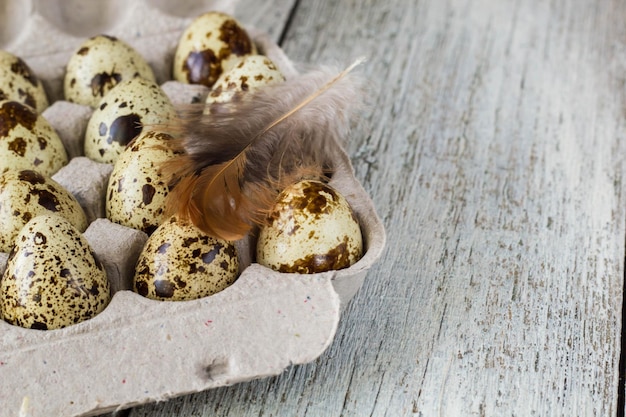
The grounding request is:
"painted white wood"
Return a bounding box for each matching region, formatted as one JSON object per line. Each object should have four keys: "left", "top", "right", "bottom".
{"left": 234, "top": 0, "right": 297, "bottom": 43}
{"left": 128, "top": 0, "right": 626, "bottom": 416}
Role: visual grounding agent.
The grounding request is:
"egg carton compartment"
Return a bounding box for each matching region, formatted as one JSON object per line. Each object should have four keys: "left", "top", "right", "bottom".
{"left": 0, "top": 2, "right": 386, "bottom": 416}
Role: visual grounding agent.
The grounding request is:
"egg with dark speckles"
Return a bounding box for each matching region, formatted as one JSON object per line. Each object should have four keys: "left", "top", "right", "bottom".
{"left": 0, "top": 214, "right": 110, "bottom": 330}
{"left": 106, "top": 130, "right": 181, "bottom": 235}
{"left": 84, "top": 77, "right": 176, "bottom": 164}
{"left": 0, "top": 100, "right": 68, "bottom": 176}
{"left": 0, "top": 169, "right": 88, "bottom": 252}
{"left": 173, "top": 11, "right": 256, "bottom": 88}
{"left": 133, "top": 216, "right": 239, "bottom": 301}
{"left": 205, "top": 55, "right": 285, "bottom": 106}
{"left": 64, "top": 34, "right": 156, "bottom": 108}
{"left": 256, "top": 180, "right": 363, "bottom": 273}
{"left": 0, "top": 50, "right": 49, "bottom": 113}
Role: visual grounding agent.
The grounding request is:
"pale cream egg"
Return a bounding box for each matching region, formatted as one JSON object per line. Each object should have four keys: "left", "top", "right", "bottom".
{"left": 106, "top": 130, "right": 181, "bottom": 235}
{"left": 256, "top": 180, "right": 363, "bottom": 273}
{"left": 133, "top": 215, "right": 239, "bottom": 301}
{"left": 0, "top": 214, "right": 110, "bottom": 330}
{"left": 205, "top": 54, "right": 285, "bottom": 106}
{"left": 0, "top": 169, "right": 87, "bottom": 252}
{"left": 0, "top": 50, "right": 49, "bottom": 113}
{"left": 173, "top": 11, "right": 256, "bottom": 88}
{"left": 0, "top": 100, "right": 68, "bottom": 176}
{"left": 84, "top": 77, "right": 176, "bottom": 164}
{"left": 64, "top": 34, "right": 156, "bottom": 108}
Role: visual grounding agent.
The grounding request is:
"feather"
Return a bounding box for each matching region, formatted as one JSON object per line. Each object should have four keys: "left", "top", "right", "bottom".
{"left": 159, "top": 57, "right": 367, "bottom": 241}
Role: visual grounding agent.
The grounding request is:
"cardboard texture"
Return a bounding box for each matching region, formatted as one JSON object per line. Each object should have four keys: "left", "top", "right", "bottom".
{"left": 0, "top": 1, "right": 386, "bottom": 416}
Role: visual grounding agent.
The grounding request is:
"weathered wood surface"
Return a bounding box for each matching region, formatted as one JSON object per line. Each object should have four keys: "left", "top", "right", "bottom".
{"left": 128, "top": 0, "right": 626, "bottom": 416}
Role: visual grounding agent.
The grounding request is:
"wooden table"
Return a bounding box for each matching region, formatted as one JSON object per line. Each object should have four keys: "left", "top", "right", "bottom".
{"left": 123, "top": 0, "right": 626, "bottom": 415}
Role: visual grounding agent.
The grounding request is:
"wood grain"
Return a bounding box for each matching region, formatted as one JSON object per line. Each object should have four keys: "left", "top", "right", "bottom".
{"left": 235, "top": 0, "right": 297, "bottom": 43}
{"left": 129, "top": 0, "right": 626, "bottom": 416}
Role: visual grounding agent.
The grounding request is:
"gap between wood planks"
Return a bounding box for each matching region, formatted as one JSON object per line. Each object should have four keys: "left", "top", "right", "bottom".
{"left": 277, "top": 0, "right": 301, "bottom": 46}
{"left": 617, "top": 250, "right": 626, "bottom": 417}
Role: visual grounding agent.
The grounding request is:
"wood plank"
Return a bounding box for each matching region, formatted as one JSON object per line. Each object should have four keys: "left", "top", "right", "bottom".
{"left": 235, "top": 0, "right": 297, "bottom": 43}
{"left": 129, "top": 0, "right": 626, "bottom": 416}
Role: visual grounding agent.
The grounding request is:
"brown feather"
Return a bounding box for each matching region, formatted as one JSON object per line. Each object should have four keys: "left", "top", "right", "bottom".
{"left": 160, "top": 58, "right": 367, "bottom": 241}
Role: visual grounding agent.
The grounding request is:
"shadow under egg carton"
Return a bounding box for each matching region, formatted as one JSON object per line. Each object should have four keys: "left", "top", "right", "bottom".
{"left": 0, "top": 2, "right": 386, "bottom": 417}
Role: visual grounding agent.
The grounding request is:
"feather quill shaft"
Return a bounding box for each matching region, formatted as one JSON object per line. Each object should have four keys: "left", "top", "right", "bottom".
{"left": 160, "top": 57, "right": 367, "bottom": 241}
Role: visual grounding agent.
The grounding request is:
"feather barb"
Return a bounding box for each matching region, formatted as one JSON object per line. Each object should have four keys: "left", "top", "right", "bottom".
{"left": 162, "top": 57, "right": 367, "bottom": 241}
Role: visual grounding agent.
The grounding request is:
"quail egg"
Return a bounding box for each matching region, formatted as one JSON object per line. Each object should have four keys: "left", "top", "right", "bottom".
{"left": 64, "top": 34, "right": 156, "bottom": 108}
{"left": 106, "top": 130, "right": 181, "bottom": 235}
{"left": 0, "top": 169, "right": 88, "bottom": 252}
{"left": 133, "top": 215, "right": 239, "bottom": 301}
{"left": 84, "top": 77, "right": 176, "bottom": 164}
{"left": 256, "top": 180, "right": 363, "bottom": 273}
{"left": 0, "top": 50, "right": 49, "bottom": 113}
{"left": 173, "top": 11, "right": 256, "bottom": 88}
{"left": 0, "top": 214, "right": 110, "bottom": 330}
{"left": 0, "top": 100, "right": 68, "bottom": 176}
{"left": 205, "top": 55, "right": 285, "bottom": 106}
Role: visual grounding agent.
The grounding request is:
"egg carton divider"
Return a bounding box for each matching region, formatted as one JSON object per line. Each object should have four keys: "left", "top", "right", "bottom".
{"left": 0, "top": 2, "right": 386, "bottom": 416}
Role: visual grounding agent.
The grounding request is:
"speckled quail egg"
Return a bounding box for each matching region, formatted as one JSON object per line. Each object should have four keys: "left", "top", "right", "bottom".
{"left": 173, "top": 11, "right": 256, "bottom": 88}
{"left": 0, "top": 214, "right": 110, "bottom": 330}
{"left": 0, "top": 100, "right": 68, "bottom": 176}
{"left": 256, "top": 180, "right": 363, "bottom": 273}
{"left": 133, "top": 215, "right": 239, "bottom": 301}
{"left": 0, "top": 50, "right": 49, "bottom": 113}
{"left": 106, "top": 130, "right": 181, "bottom": 235}
{"left": 64, "top": 34, "right": 156, "bottom": 108}
{"left": 0, "top": 169, "right": 88, "bottom": 252}
{"left": 84, "top": 77, "right": 176, "bottom": 164}
{"left": 205, "top": 55, "right": 285, "bottom": 106}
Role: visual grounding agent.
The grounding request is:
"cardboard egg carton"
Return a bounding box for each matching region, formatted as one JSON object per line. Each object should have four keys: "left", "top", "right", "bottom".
{"left": 0, "top": 1, "right": 386, "bottom": 416}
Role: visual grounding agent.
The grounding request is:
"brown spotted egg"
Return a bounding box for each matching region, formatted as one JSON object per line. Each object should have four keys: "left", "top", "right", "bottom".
{"left": 0, "top": 169, "right": 88, "bottom": 252}
{"left": 205, "top": 55, "right": 285, "bottom": 106}
{"left": 256, "top": 180, "right": 363, "bottom": 273}
{"left": 84, "top": 77, "right": 176, "bottom": 164}
{"left": 0, "top": 100, "right": 68, "bottom": 176}
{"left": 106, "top": 130, "right": 181, "bottom": 235}
{"left": 133, "top": 216, "right": 239, "bottom": 301}
{"left": 173, "top": 11, "right": 256, "bottom": 88}
{"left": 0, "top": 214, "right": 110, "bottom": 330}
{"left": 0, "top": 50, "right": 49, "bottom": 113}
{"left": 64, "top": 34, "right": 156, "bottom": 108}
